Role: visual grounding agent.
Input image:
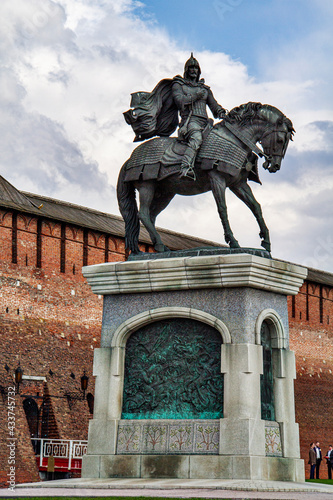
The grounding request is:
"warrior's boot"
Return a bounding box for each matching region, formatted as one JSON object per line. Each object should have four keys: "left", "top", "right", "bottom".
{"left": 179, "top": 146, "right": 197, "bottom": 180}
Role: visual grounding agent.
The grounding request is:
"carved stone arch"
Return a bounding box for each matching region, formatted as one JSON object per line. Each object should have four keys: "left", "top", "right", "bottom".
{"left": 255, "top": 308, "right": 286, "bottom": 349}
{"left": 111, "top": 307, "right": 231, "bottom": 348}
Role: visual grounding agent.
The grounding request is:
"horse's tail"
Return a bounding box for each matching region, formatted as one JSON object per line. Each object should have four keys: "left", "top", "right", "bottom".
{"left": 117, "top": 162, "right": 140, "bottom": 254}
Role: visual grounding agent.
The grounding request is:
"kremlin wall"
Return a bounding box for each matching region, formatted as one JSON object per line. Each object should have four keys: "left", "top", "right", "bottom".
{"left": 0, "top": 174, "right": 333, "bottom": 485}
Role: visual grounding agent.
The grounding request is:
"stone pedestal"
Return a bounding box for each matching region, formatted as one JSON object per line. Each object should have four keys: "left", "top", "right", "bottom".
{"left": 82, "top": 252, "right": 307, "bottom": 481}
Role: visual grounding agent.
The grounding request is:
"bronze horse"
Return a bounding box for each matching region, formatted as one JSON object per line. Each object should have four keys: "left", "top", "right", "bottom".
{"left": 117, "top": 102, "right": 294, "bottom": 254}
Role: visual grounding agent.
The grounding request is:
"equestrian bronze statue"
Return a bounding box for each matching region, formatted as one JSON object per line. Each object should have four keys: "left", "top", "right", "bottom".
{"left": 119, "top": 55, "right": 294, "bottom": 254}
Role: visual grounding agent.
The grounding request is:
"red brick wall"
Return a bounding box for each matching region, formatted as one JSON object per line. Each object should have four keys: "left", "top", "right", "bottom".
{"left": 1, "top": 205, "right": 333, "bottom": 484}
{"left": 0, "top": 382, "right": 40, "bottom": 487}
{"left": 0, "top": 209, "right": 127, "bottom": 487}
{"left": 288, "top": 281, "right": 333, "bottom": 479}
{"left": 0, "top": 210, "right": 13, "bottom": 261}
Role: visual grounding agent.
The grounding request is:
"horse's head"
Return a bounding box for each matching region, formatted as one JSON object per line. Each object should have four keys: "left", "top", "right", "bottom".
{"left": 257, "top": 105, "right": 295, "bottom": 173}
{"left": 225, "top": 102, "right": 295, "bottom": 174}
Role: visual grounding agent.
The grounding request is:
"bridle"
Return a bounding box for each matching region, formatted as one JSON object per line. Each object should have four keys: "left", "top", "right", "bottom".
{"left": 259, "top": 127, "right": 291, "bottom": 169}
{"left": 223, "top": 120, "right": 290, "bottom": 167}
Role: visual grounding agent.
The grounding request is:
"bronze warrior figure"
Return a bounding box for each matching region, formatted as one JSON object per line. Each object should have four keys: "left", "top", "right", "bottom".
{"left": 120, "top": 56, "right": 295, "bottom": 255}
{"left": 172, "top": 53, "right": 226, "bottom": 179}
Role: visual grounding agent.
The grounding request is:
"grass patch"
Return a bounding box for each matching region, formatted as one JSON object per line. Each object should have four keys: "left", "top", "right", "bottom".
{"left": 306, "top": 479, "right": 333, "bottom": 485}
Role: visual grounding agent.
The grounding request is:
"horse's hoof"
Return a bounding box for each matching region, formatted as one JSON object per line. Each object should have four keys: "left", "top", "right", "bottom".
{"left": 261, "top": 240, "right": 271, "bottom": 252}
{"left": 154, "top": 244, "right": 170, "bottom": 253}
{"left": 228, "top": 239, "right": 240, "bottom": 249}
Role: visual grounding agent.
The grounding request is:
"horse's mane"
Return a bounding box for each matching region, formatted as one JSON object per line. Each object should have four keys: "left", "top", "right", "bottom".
{"left": 226, "top": 102, "right": 262, "bottom": 126}
{"left": 225, "top": 102, "right": 295, "bottom": 135}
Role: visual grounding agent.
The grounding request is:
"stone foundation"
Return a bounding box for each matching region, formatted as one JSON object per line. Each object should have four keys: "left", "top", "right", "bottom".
{"left": 82, "top": 454, "right": 305, "bottom": 482}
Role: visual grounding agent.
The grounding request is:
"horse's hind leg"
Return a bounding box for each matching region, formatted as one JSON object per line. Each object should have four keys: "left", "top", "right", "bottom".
{"left": 231, "top": 182, "right": 271, "bottom": 252}
{"left": 137, "top": 182, "right": 170, "bottom": 252}
{"left": 150, "top": 193, "right": 175, "bottom": 225}
{"left": 209, "top": 171, "right": 240, "bottom": 248}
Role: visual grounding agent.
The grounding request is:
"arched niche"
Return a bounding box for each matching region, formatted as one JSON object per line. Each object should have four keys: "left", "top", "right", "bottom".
{"left": 255, "top": 309, "right": 286, "bottom": 349}
{"left": 255, "top": 309, "right": 286, "bottom": 423}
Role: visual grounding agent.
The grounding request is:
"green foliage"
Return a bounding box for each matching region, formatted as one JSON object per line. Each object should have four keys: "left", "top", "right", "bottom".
{"left": 306, "top": 479, "right": 333, "bottom": 484}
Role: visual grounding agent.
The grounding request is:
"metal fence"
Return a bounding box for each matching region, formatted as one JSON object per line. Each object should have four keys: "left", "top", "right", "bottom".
{"left": 31, "top": 438, "right": 88, "bottom": 470}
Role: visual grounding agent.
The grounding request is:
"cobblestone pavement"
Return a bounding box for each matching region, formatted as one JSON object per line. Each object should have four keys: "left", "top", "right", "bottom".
{"left": 1, "top": 478, "right": 332, "bottom": 499}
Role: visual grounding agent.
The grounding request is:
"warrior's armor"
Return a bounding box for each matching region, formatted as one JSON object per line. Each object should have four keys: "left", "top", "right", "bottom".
{"left": 172, "top": 53, "right": 226, "bottom": 178}
{"left": 123, "top": 53, "right": 226, "bottom": 179}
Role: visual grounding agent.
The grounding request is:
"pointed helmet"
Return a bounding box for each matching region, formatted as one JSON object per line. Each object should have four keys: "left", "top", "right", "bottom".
{"left": 184, "top": 52, "right": 201, "bottom": 81}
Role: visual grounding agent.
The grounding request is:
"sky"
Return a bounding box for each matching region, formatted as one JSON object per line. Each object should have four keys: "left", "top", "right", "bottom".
{"left": 1, "top": 0, "right": 333, "bottom": 272}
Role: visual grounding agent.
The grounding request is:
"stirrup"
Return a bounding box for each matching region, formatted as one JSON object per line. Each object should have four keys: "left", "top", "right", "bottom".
{"left": 179, "top": 166, "right": 196, "bottom": 181}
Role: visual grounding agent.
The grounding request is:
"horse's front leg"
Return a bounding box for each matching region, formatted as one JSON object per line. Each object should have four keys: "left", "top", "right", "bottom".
{"left": 230, "top": 182, "right": 271, "bottom": 252}
{"left": 209, "top": 171, "right": 240, "bottom": 248}
{"left": 138, "top": 182, "right": 170, "bottom": 252}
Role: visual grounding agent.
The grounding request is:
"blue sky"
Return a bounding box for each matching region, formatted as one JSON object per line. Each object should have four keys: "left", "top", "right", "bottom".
{"left": 140, "top": 0, "right": 330, "bottom": 75}
{"left": 0, "top": 0, "right": 332, "bottom": 272}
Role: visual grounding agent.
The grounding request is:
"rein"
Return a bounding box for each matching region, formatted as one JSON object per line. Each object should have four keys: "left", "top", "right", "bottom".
{"left": 223, "top": 121, "right": 270, "bottom": 160}
{"left": 260, "top": 129, "right": 289, "bottom": 158}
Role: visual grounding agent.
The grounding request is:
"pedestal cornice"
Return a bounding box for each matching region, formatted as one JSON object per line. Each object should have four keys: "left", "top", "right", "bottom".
{"left": 82, "top": 253, "right": 307, "bottom": 296}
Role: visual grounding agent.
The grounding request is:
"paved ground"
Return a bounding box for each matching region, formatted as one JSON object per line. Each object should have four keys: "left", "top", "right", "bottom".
{"left": 1, "top": 478, "right": 333, "bottom": 499}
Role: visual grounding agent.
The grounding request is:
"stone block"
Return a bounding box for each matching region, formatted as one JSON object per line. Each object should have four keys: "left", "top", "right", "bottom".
{"left": 100, "top": 455, "right": 141, "bottom": 478}
{"left": 295, "top": 458, "right": 306, "bottom": 482}
{"left": 141, "top": 455, "right": 190, "bottom": 478}
{"left": 189, "top": 455, "right": 232, "bottom": 479}
{"left": 87, "top": 419, "right": 118, "bottom": 455}
{"left": 220, "top": 417, "right": 265, "bottom": 457}
{"left": 81, "top": 454, "right": 100, "bottom": 478}
{"left": 266, "top": 457, "right": 296, "bottom": 481}
{"left": 231, "top": 456, "right": 252, "bottom": 479}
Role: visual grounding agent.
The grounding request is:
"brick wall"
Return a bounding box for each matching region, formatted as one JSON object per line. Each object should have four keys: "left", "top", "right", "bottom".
{"left": 288, "top": 281, "right": 333, "bottom": 479}
{"left": 0, "top": 208, "right": 133, "bottom": 487}
{"left": 1, "top": 205, "right": 333, "bottom": 484}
